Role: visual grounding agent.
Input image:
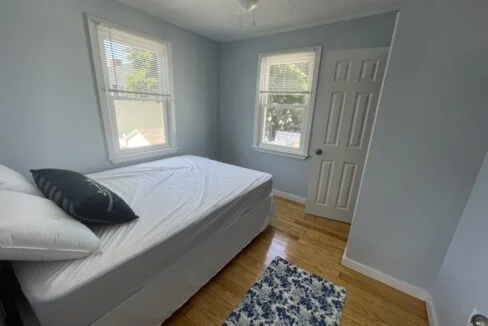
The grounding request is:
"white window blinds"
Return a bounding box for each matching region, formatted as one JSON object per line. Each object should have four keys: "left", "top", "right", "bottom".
{"left": 97, "top": 24, "right": 170, "bottom": 97}
{"left": 261, "top": 51, "right": 316, "bottom": 94}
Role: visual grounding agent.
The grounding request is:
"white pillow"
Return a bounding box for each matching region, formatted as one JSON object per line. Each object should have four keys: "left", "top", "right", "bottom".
{"left": 0, "top": 191, "right": 100, "bottom": 261}
{"left": 0, "top": 164, "right": 42, "bottom": 196}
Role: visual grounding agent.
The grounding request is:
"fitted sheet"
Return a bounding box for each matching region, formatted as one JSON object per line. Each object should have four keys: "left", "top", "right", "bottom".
{"left": 13, "top": 156, "right": 272, "bottom": 324}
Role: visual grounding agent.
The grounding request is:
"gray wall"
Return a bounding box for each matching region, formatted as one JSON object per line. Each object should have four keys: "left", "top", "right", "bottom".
{"left": 218, "top": 12, "right": 397, "bottom": 198}
{"left": 431, "top": 150, "right": 488, "bottom": 325}
{"left": 0, "top": 0, "right": 220, "bottom": 176}
{"left": 346, "top": 0, "right": 488, "bottom": 290}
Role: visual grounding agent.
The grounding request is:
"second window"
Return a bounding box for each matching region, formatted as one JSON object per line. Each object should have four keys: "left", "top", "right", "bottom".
{"left": 254, "top": 47, "right": 321, "bottom": 158}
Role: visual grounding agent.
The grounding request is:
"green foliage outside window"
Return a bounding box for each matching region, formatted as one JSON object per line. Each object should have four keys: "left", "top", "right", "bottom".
{"left": 126, "top": 48, "right": 159, "bottom": 92}
{"left": 265, "top": 62, "right": 310, "bottom": 141}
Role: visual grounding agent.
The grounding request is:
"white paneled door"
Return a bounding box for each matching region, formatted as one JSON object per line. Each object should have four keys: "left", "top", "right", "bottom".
{"left": 305, "top": 47, "right": 388, "bottom": 222}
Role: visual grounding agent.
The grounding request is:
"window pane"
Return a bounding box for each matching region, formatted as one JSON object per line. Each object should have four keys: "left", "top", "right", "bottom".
{"left": 267, "top": 94, "right": 308, "bottom": 105}
{"left": 104, "top": 42, "right": 161, "bottom": 94}
{"left": 114, "top": 99, "right": 166, "bottom": 149}
{"left": 99, "top": 25, "right": 165, "bottom": 95}
{"left": 267, "top": 61, "right": 312, "bottom": 93}
{"left": 263, "top": 106, "right": 304, "bottom": 149}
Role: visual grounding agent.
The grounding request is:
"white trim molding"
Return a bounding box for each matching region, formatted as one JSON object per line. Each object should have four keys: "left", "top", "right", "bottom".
{"left": 272, "top": 189, "right": 306, "bottom": 205}
{"left": 426, "top": 295, "right": 439, "bottom": 326}
{"left": 252, "top": 146, "right": 308, "bottom": 160}
{"left": 108, "top": 147, "right": 178, "bottom": 164}
{"left": 341, "top": 254, "right": 429, "bottom": 301}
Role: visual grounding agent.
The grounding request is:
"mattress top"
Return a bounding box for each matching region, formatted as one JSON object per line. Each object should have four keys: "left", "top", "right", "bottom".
{"left": 14, "top": 156, "right": 271, "bottom": 301}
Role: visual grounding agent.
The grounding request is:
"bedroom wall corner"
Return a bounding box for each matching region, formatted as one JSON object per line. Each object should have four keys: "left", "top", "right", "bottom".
{"left": 218, "top": 12, "right": 397, "bottom": 198}
{"left": 430, "top": 150, "right": 488, "bottom": 326}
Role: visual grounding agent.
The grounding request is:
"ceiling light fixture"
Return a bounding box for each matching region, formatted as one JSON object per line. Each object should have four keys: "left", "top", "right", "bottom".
{"left": 238, "top": 0, "right": 260, "bottom": 11}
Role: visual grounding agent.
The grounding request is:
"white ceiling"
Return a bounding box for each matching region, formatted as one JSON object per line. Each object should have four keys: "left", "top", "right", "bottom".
{"left": 116, "top": 0, "right": 400, "bottom": 42}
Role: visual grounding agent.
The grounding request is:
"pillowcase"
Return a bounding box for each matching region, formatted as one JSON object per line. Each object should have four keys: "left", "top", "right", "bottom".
{"left": 0, "top": 191, "right": 100, "bottom": 261}
{"left": 31, "top": 169, "right": 138, "bottom": 224}
{"left": 0, "top": 164, "right": 42, "bottom": 196}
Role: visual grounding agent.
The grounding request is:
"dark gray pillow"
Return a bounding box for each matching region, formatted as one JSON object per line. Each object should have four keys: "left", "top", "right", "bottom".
{"left": 31, "top": 169, "right": 138, "bottom": 224}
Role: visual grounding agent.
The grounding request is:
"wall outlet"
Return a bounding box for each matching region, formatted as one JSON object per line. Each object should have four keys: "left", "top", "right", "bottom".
{"left": 468, "top": 307, "right": 478, "bottom": 326}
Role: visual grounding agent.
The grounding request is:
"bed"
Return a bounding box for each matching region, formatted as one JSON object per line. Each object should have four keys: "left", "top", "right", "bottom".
{"left": 13, "top": 155, "right": 273, "bottom": 326}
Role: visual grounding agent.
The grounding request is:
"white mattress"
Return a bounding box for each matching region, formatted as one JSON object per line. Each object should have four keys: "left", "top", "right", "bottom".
{"left": 13, "top": 156, "right": 272, "bottom": 324}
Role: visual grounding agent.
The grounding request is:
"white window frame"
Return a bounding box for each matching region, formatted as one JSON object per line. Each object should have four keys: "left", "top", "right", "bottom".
{"left": 252, "top": 46, "right": 322, "bottom": 160}
{"left": 87, "top": 15, "right": 177, "bottom": 164}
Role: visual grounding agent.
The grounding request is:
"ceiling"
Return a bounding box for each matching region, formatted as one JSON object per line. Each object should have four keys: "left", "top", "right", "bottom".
{"left": 115, "top": 0, "right": 400, "bottom": 42}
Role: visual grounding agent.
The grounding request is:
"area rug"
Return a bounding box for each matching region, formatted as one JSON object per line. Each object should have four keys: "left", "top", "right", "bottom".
{"left": 223, "top": 257, "right": 347, "bottom": 326}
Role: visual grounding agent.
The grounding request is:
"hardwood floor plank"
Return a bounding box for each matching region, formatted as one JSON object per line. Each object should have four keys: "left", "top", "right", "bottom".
{"left": 342, "top": 284, "right": 428, "bottom": 325}
{"left": 164, "top": 197, "right": 428, "bottom": 325}
{"left": 338, "top": 269, "right": 427, "bottom": 319}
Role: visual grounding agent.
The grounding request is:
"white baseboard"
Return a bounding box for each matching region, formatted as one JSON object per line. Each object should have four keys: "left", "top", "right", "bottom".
{"left": 425, "top": 295, "right": 439, "bottom": 326}
{"left": 272, "top": 189, "right": 306, "bottom": 205}
{"left": 341, "top": 254, "right": 429, "bottom": 301}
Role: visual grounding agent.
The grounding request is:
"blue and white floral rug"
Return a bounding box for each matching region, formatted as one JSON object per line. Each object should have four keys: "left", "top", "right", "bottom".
{"left": 224, "top": 257, "right": 347, "bottom": 326}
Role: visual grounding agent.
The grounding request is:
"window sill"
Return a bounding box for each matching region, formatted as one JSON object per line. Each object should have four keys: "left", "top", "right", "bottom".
{"left": 109, "top": 147, "right": 178, "bottom": 164}
{"left": 252, "top": 146, "right": 308, "bottom": 160}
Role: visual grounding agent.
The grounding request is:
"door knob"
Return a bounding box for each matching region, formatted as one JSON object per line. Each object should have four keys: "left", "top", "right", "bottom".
{"left": 315, "top": 149, "right": 323, "bottom": 155}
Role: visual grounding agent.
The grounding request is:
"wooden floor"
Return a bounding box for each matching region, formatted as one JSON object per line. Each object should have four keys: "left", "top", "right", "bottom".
{"left": 165, "top": 197, "right": 429, "bottom": 325}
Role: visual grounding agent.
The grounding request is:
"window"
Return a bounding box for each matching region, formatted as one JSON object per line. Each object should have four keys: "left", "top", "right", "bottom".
{"left": 253, "top": 47, "right": 321, "bottom": 159}
{"left": 87, "top": 16, "right": 177, "bottom": 163}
